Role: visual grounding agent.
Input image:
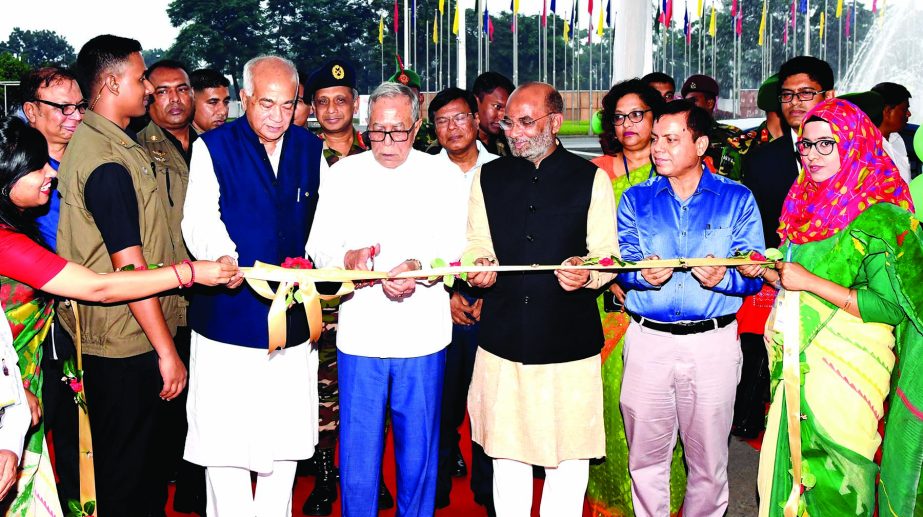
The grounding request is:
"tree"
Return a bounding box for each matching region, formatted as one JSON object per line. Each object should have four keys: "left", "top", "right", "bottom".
{"left": 3, "top": 28, "right": 75, "bottom": 67}
{"left": 166, "top": 0, "right": 267, "bottom": 91}
{"left": 142, "top": 48, "right": 166, "bottom": 65}
{"left": 0, "top": 52, "right": 30, "bottom": 81}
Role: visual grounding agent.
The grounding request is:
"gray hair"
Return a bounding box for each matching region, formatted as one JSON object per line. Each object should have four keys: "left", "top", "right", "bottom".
{"left": 368, "top": 82, "right": 420, "bottom": 122}
{"left": 242, "top": 55, "right": 298, "bottom": 95}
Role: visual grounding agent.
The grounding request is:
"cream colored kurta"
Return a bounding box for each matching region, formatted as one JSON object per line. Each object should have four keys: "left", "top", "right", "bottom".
{"left": 464, "top": 162, "right": 618, "bottom": 467}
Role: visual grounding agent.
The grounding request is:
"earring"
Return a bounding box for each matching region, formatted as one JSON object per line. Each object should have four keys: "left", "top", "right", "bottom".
{"left": 0, "top": 186, "right": 8, "bottom": 197}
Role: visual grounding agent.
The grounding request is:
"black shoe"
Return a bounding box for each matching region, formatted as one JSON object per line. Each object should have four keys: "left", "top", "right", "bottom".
{"left": 378, "top": 477, "right": 394, "bottom": 510}
{"left": 452, "top": 449, "right": 467, "bottom": 478}
{"left": 435, "top": 492, "right": 450, "bottom": 509}
{"left": 476, "top": 495, "right": 497, "bottom": 517}
{"left": 302, "top": 448, "right": 338, "bottom": 516}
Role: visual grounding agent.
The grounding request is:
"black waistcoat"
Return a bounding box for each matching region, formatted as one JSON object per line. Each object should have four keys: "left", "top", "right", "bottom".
{"left": 478, "top": 145, "right": 604, "bottom": 364}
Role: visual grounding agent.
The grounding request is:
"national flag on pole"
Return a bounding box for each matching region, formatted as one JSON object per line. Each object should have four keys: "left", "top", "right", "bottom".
{"left": 731, "top": 0, "right": 737, "bottom": 17}
{"left": 483, "top": 5, "right": 489, "bottom": 34}
{"left": 439, "top": 0, "right": 444, "bottom": 15}
{"left": 790, "top": 0, "right": 796, "bottom": 30}
{"left": 589, "top": 0, "right": 594, "bottom": 16}
{"left": 607, "top": 0, "right": 612, "bottom": 27}
{"left": 698, "top": 0, "right": 704, "bottom": 17}
{"left": 666, "top": 0, "right": 674, "bottom": 27}
{"left": 872, "top": 0, "right": 878, "bottom": 13}
{"left": 836, "top": 0, "right": 843, "bottom": 18}
{"left": 393, "top": 0, "right": 399, "bottom": 34}
{"left": 684, "top": 6, "right": 691, "bottom": 43}
{"left": 411, "top": 0, "right": 416, "bottom": 26}
{"left": 736, "top": 9, "right": 742, "bottom": 35}
{"left": 379, "top": 14, "right": 384, "bottom": 44}
{"left": 563, "top": 17, "right": 570, "bottom": 42}
{"left": 845, "top": 7, "right": 852, "bottom": 37}
{"left": 542, "top": 0, "right": 548, "bottom": 27}
{"left": 656, "top": 1, "right": 663, "bottom": 26}
{"left": 597, "top": 3, "right": 604, "bottom": 36}
{"left": 820, "top": 11, "right": 826, "bottom": 38}
{"left": 783, "top": 18, "right": 789, "bottom": 43}
{"left": 799, "top": 0, "right": 808, "bottom": 14}
{"left": 758, "top": 0, "right": 768, "bottom": 45}
{"left": 433, "top": 10, "right": 439, "bottom": 42}
{"left": 551, "top": 0, "right": 557, "bottom": 13}
{"left": 453, "top": 1, "right": 459, "bottom": 35}
{"left": 709, "top": 2, "right": 716, "bottom": 37}
{"left": 488, "top": 17, "right": 495, "bottom": 41}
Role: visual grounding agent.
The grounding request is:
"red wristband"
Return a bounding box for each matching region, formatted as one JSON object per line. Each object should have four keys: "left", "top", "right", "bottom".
{"left": 182, "top": 259, "right": 195, "bottom": 288}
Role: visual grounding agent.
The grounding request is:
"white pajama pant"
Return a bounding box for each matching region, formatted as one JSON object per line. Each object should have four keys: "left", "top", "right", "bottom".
{"left": 492, "top": 458, "right": 590, "bottom": 517}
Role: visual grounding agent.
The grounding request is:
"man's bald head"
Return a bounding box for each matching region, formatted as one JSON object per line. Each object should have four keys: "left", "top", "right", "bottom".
{"left": 508, "top": 82, "right": 564, "bottom": 116}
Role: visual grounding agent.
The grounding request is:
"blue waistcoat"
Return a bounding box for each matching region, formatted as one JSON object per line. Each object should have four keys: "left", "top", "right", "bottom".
{"left": 188, "top": 117, "right": 322, "bottom": 348}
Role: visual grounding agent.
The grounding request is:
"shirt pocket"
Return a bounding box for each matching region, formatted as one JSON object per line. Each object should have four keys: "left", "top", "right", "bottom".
{"left": 701, "top": 227, "right": 733, "bottom": 256}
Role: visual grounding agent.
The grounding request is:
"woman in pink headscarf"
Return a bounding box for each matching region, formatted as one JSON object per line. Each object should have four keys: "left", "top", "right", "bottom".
{"left": 740, "top": 98, "right": 922, "bottom": 517}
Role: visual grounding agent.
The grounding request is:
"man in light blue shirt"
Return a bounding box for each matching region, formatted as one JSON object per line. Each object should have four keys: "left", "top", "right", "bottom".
{"left": 617, "top": 101, "right": 763, "bottom": 517}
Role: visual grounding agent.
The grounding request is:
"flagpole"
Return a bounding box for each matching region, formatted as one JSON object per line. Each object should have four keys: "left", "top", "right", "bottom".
{"left": 426, "top": 20, "right": 430, "bottom": 91}
{"left": 457, "top": 0, "right": 466, "bottom": 88}
{"left": 539, "top": 12, "right": 544, "bottom": 82}
{"left": 513, "top": 5, "right": 519, "bottom": 85}
{"left": 412, "top": 0, "right": 417, "bottom": 69}
{"left": 474, "top": 0, "right": 486, "bottom": 75}
{"left": 404, "top": 0, "right": 411, "bottom": 67}
{"left": 553, "top": 9, "right": 557, "bottom": 88}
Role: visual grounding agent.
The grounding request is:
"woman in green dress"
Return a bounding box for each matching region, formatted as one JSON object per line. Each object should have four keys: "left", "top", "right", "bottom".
{"left": 738, "top": 98, "right": 923, "bottom": 516}
{"left": 587, "top": 79, "right": 687, "bottom": 517}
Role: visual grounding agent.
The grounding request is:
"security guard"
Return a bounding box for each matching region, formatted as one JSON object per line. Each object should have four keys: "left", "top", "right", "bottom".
{"left": 306, "top": 58, "right": 368, "bottom": 167}
{"left": 681, "top": 74, "right": 748, "bottom": 181}
{"left": 387, "top": 55, "right": 437, "bottom": 152}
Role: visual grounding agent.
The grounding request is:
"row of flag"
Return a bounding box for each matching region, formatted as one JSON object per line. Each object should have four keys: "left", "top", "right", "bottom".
{"left": 377, "top": 0, "right": 617, "bottom": 46}
{"left": 376, "top": 0, "right": 876, "bottom": 49}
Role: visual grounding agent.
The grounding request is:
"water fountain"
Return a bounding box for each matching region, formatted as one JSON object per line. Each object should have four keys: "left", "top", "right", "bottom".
{"left": 840, "top": 0, "right": 923, "bottom": 124}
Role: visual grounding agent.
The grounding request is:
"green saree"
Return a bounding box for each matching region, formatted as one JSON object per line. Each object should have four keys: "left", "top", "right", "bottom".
{"left": 1, "top": 274, "right": 63, "bottom": 516}
{"left": 757, "top": 203, "right": 923, "bottom": 517}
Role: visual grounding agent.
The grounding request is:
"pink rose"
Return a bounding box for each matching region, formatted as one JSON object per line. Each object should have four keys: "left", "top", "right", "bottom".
{"left": 449, "top": 261, "right": 461, "bottom": 267}
{"left": 281, "top": 257, "right": 314, "bottom": 270}
{"left": 69, "top": 379, "right": 83, "bottom": 393}
{"left": 599, "top": 257, "right": 615, "bottom": 267}
{"left": 750, "top": 251, "right": 766, "bottom": 261}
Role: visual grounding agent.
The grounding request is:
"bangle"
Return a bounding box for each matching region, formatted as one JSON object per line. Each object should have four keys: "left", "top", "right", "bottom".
{"left": 843, "top": 289, "right": 854, "bottom": 312}
{"left": 182, "top": 259, "right": 195, "bottom": 288}
{"left": 405, "top": 258, "right": 422, "bottom": 271}
{"left": 171, "top": 264, "right": 184, "bottom": 289}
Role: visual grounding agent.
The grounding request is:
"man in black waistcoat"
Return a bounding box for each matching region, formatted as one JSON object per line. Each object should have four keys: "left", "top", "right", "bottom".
{"left": 464, "top": 82, "right": 618, "bottom": 516}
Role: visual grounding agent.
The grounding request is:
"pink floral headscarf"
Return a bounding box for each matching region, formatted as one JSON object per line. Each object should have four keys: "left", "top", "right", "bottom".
{"left": 778, "top": 98, "right": 914, "bottom": 244}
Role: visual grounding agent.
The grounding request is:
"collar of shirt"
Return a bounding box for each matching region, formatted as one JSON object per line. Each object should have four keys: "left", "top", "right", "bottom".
{"left": 653, "top": 163, "right": 722, "bottom": 199}
{"left": 439, "top": 140, "right": 497, "bottom": 174}
{"left": 159, "top": 125, "right": 197, "bottom": 166}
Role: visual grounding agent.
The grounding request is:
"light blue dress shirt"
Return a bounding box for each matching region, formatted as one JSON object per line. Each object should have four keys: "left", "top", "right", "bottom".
{"left": 618, "top": 167, "right": 765, "bottom": 322}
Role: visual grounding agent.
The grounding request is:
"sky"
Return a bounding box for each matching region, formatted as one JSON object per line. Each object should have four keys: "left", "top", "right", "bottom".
{"left": 0, "top": 0, "right": 891, "bottom": 53}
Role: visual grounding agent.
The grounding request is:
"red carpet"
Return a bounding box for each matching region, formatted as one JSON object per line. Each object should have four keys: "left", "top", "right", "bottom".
{"left": 165, "top": 414, "right": 593, "bottom": 516}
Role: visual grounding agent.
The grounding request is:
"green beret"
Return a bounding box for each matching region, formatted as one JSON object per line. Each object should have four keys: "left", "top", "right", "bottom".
{"left": 757, "top": 74, "right": 780, "bottom": 113}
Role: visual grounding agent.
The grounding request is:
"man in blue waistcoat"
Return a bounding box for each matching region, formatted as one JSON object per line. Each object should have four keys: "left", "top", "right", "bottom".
{"left": 181, "top": 54, "right": 328, "bottom": 516}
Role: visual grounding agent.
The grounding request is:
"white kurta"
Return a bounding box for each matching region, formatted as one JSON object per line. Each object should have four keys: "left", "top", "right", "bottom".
{"left": 305, "top": 150, "right": 469, "bottom": 358}
{"left": 181, "top": 136, "right": 327, "bottom": 473}
{"left": 0, "top": 311, "right": 29, "bottom": 461}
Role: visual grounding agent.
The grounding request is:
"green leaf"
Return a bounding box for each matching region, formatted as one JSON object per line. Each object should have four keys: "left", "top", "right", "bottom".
{"left": 62, "top": 357, "right": 76, "bottom": 378}
{"left": 84, "top": 501, "right": 96, "bottom": 515}
{"left": 67, "top": 500, "right": 82, "bottom": 516}
{"left": 293, "top": 290, "right": 303, "bottom": 304}
{"left": 765, "top": 248, "right": 784, "bottom": 261}
{"left": 801, "top": 471, "right": 816, "bottom": 489}
{"left": 444, "top": 275, "right": 455, "bottom": 289}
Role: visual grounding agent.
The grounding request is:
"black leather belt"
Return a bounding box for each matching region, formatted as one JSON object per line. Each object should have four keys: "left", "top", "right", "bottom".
{"left": 630, "top": 313, "right": 736, "bottom": 335}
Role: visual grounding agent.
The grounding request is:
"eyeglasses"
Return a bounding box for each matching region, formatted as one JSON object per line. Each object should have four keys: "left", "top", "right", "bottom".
{"left": 32, "top": 99, "right": 88, "bottom": 116}
{"left": 796, "top": 138, "right": 837, "bottom": 156}
{"left": 498, "top": 112, "right": 556, "bottom": 131}
{"left": 613, "top": 109, "right": 652, "bottom": 126}
{"left": 779, "top": 90, "right": 827, "bottom": 103}
{"left": 365, "top": 128, "right": 415, "bottom": 143}
{"left": 434, "top": 112, "right": 474, "bottom": 127}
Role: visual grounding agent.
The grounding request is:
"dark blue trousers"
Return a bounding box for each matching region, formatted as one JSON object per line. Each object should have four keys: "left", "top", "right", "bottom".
{"left": 437, "top": 317, "right": 494, "bottom": 505}
{"left": 338, "top": 348, "right": 445, "bottom": 517}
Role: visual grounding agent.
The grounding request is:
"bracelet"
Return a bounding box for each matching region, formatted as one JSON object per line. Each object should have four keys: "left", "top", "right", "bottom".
{"left": 182, "top": 259, "right": 195, "bottom": 288}
{"left": 171, "top": 263, "right": 184, "bottom": 289}
{"left": 405, "top": 258, "right": 422, "bottom": 271}
{"left": 842, "top": 289, "right": 854, "bottom": 312}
